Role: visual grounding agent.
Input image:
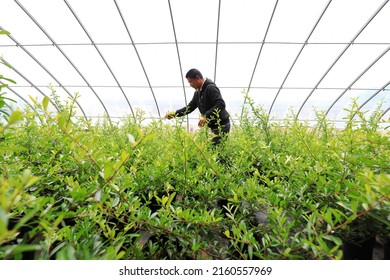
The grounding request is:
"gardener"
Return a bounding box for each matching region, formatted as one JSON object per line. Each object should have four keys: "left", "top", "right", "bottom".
{"left": 165, "top": 69, "right": 230, "bottom": 145}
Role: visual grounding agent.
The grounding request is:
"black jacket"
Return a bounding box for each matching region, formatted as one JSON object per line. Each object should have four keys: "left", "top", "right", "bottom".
{"left": 175, "top": 79, "right": 230, "bottom": 129}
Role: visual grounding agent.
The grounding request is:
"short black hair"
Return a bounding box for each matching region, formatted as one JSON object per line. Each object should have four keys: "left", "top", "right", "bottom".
{"left": 185, "top": 68, "right": 203, "bottom": 79}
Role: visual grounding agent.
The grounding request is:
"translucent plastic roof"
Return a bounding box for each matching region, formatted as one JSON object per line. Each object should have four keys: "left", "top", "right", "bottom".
{"left": 1, "top": 0, "right": 390, "bottom": 126}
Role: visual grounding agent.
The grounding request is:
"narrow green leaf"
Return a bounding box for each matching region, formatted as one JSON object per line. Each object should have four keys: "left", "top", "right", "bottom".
{"left": 0, "top": 208, "right": 8, "bottom": 235}
{"left": 56, "top": 112, "right": 66, "bottom": 128}
{"left": 2, "top": 77, "right": 16, "bottom": 84}
{"left": 7, "top": 110, "right": 23, "bottom": 125}
{"left": 42, "top": 96, "right": 49, "bottom": 111}
{"left": 167, "top": 192, "right": 176, "bottom": 207}
{"left": 191, "top": 242, "right": 201, "bottom": 252}
{"left": 161, "top": 196, "right": 168, "bottom": 207}
{"left": 322, "top": 235, "right": 342, "bottom": 246}
{"left": 111, "top": 196, "right": 120, "bottom": 208}
{"left": 248, "top": 245, "right": 253, "bottom": 259}
{"left": 103, "top": 164, "right": 114, "bottom": 181}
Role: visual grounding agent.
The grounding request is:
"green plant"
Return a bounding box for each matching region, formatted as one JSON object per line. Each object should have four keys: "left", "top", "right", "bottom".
{"left": 0, "top": 30, "right": 17, "bottom": 120}
{"left": 0, "top": 90, "right": 389, "bottom": 260}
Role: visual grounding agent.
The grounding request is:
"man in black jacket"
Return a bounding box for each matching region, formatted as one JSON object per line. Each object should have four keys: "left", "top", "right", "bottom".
{"left": 165, "top": 69, "right": 230, "bottom": 144}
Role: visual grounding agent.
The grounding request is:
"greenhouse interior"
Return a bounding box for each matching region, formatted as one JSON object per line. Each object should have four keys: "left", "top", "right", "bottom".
{"left": 0, "top": 0, "right": 389, "bottom": 260}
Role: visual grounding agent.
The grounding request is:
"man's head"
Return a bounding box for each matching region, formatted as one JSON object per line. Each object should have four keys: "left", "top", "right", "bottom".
{"left": 186, "top": 68, "right": 204, "bottom": 89}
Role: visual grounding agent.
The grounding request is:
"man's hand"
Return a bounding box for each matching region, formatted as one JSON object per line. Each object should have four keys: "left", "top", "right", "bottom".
{"left": 164, "top": 112, "right": 176, "bottom": 120}
{"left": 198, "top": 116, "right": 206, "bottom": 127}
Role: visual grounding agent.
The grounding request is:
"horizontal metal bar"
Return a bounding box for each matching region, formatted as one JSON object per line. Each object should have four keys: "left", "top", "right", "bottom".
{"left": 2, "top": 42, "right": 390, "bottom": 48}
{"left": 7, "top": 85, "right": 389, "bottom": 91}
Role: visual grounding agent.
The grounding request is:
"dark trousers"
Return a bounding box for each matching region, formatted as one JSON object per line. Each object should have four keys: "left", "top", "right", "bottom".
{"left": 210, "top": 121, "right": 231, "bottom": 145}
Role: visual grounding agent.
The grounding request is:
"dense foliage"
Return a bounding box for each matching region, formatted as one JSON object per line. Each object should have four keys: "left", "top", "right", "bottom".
{"left": 0, "top": 92, "right": 389, "bottom": 260}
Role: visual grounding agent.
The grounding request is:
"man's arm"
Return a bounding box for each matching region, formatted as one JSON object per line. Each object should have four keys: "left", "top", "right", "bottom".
{"left": 169, "top": 91, "right": 199, "bottom": 118}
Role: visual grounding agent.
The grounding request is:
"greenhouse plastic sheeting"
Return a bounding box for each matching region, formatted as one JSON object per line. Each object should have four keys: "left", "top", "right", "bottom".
{"left": 1, "top": 0, "right": 390, "bottom": 125}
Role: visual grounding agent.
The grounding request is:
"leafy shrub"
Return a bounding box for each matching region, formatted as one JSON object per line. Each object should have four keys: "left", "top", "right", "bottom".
{"left": 0, "top": 91, "right": 389, "bottom": 260}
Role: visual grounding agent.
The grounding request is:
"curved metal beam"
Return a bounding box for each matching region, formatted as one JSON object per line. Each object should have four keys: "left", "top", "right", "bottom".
{"left": 325, "top": 45, "right": 390, "bottom": 117}
{"left": 0, "top": 81, "right": 46, "bottom": 125}
{"left": 0, "top": 56, "right": 59, "bottom": 111}
{"left": 65, "top": 0, "right": 135, "bottom": 122}
{"left": 268, "top": 0, "right": 332, "bottom": 117}
{"left": 113, "top": 0, "right": 161, "bottom": 118}
{"left": 167, "top": 0, "right": 189, "bottom": 130}
{"left": 380, "top": 105, "right": 390, "bottom": 121}
{"left": 359, "top": 80, "right": 390, "bottom": 112}
{"left": 14, "top": 0, "right": 89, "bottom": 122}
{"left": 0, "top": 81, "right": 34, "bottom": 111}
{"left": 3, "top": 9, "right": 111, "bottom": 122}
{"left": 240, "top": 0, "right": 279, "bottom": 120}
{"left": 297, "top": 0, "right": 389, "bottom": 119}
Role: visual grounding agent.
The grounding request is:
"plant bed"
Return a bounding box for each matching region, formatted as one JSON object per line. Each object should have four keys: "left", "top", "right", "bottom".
{"left": 1, "top": 94, "right": 389, "bottom": 259}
